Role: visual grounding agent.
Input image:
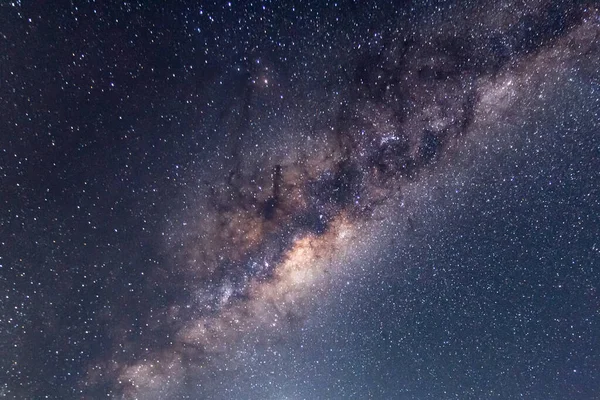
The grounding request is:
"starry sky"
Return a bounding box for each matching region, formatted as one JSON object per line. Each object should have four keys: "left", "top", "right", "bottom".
{"left": 1, "top": 1, "right": 599, "bottom": 399}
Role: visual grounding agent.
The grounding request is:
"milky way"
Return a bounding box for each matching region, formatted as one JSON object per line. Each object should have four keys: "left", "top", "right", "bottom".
{"left": 74, "top": 3, "right": 599, "bottom": 398}
{"left": 1, "top": 1, "right": 599, "bottom": 399}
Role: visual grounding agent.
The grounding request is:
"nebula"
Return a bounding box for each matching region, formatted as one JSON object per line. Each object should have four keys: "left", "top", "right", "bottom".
{"left": 82, "top": 3, "right": 599, "bottom": 398}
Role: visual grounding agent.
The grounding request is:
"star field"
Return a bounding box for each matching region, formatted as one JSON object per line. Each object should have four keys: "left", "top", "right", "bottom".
{"left": 0, "top": 1, "right": 599, "bottom": 399}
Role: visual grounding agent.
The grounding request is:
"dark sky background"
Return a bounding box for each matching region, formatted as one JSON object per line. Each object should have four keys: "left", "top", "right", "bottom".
{"left": 1, "top": 1, "right": 599, "bottom": 399}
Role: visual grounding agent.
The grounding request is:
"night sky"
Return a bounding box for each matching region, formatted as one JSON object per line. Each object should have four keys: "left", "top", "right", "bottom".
{"left": 1, "top": 1, "right": 599, "bottom": 399}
